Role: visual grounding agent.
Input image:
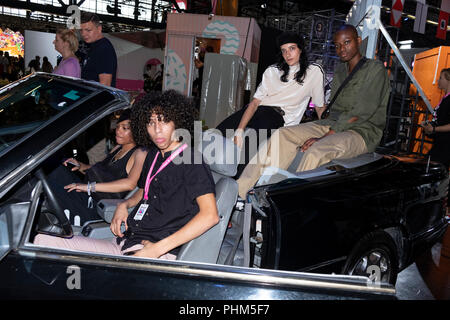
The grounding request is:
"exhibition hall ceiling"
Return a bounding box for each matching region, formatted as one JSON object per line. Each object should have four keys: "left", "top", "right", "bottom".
{"left": 0, "top": 0, "right": 448, "bottom": 47}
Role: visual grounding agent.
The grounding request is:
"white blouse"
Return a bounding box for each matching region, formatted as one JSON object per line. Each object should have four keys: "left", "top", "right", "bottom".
{"left": 253, "top": 63, "right": 325, "bottom": 126}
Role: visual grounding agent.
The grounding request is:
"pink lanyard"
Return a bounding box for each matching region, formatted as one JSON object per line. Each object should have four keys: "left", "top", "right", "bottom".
{"left": 143, "top": 143, "right": 187, "bottom": 202}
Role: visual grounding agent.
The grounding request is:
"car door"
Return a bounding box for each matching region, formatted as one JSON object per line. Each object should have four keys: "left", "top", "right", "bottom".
{"left": 0, "top": 164, "right": 396, "bottom": 300}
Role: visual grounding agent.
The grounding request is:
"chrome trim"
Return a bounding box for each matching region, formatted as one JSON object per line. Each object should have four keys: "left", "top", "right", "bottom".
{"left": 17, "top": 247, "right": 396, "bottom": 296}
{"left": 19, "top": 181, "right": 43, "bottom": 248}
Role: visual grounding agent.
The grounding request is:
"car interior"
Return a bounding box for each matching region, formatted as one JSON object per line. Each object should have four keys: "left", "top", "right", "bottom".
{"left": 0, "top": 108, "right": 246, "bottom": 267}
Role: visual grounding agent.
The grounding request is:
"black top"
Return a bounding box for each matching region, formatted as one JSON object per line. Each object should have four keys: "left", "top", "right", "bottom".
{"left": 85, "top": 146, "right": 138, "bottom": 201}
{"left": 430, "top": 95, "right": 450, "bottom": 167}
{"left": 81, "top": 37, "right": 117, "bottom": 87}
{"left": 119, "top": 146, "right": 216, "bottom": 255}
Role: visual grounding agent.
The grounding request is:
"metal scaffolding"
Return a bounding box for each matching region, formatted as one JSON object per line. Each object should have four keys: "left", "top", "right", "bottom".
{"left": 375, "top": 25, "right": 433, "bottom": 158}
{"left": 265, "top": 9, "right": 347, "bottom": 75}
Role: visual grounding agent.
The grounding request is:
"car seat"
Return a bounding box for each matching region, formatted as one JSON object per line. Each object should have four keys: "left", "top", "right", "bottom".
{"left": 176, "top": 129, "right": 239, "bottom": 263}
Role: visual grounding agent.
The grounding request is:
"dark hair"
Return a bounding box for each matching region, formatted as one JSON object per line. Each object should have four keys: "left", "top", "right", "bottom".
{"left": 80, "top": 12, "right": 101, "bottom": 26}
{"left": 334, "top": 24, "right": 359, "bottom": 40}
{"left": 130, "top": 90, "right": 198, "bottom": 148}
{"left": 441, "top": 68, "right": 450, "bottom": 81}
{"left": 118, "top": 108, "right": 131, "bottom": 123}
{"left": 274, "top": 32, "right": 309, "bottom": 84}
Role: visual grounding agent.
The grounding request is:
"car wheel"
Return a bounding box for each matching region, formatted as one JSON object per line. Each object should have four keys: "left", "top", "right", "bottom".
{"left": 342, "top": 231, "right": 398, "bottom": 285}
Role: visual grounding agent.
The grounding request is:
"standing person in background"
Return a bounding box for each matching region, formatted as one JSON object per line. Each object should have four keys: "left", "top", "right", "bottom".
{"left": 41, "top": 56, "right": 53, "bottom": 73}
{"left": 421, "top": 68, "right": 450, "bottom": 169}
{"left": 53, "top": 29, "right": 81, "bottom": 78}
{"left": 0, "top": 51, "right": 8, "bottom": 79}
{"left": 79, "top": 12, "right": 117, "bottom": 87}
{"left": 28, "top": 55, "right": 40, "bottom": 73}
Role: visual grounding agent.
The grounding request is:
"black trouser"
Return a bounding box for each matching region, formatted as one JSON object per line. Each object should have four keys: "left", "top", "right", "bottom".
{"left": 216, "top": 105, "right": 284, "bottom": 178}
{"left": 47, "top": 165, "right": 99, "bottom": 225}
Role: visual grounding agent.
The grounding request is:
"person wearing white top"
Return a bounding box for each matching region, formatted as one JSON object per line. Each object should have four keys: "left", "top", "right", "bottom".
{"left": 216, "top": 31, "right": 325, "bottom": 177}
{"left": 253, "top": 62, "right": 325, "bottom": 126}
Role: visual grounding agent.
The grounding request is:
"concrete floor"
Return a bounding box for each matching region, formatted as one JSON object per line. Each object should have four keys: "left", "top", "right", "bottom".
{"left": 396, "top": 258, "right": 436, "bottom": 300}
{"left": 395, "top": 225, "right": 450, "bottom": 300}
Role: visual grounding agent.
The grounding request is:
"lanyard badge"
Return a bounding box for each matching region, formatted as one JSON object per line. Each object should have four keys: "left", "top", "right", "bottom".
{"left": 134, "top": 203, "right": 149, "bottom": 221}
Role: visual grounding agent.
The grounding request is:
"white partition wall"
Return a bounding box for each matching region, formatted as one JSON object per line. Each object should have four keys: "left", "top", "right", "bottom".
{"left": 24, "top": 30, "right": 59, "bottom": 70}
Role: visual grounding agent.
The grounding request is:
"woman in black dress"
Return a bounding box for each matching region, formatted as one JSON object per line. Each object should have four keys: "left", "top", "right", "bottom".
{"left": 49, "top": 109, "right": 147, "bottom": 225}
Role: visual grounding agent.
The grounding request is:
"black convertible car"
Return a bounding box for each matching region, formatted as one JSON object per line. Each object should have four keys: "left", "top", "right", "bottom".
{"left": 0, "top": 73, "right": 447, "bottom": 300}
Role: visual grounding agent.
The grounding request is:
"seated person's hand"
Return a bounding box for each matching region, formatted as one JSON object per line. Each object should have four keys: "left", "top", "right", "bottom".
{"left": 110, "top": 202, "right": 129, "bottom": 237}
{"left": 63, "top": 158, "right": 81, "bottom": 171}
{"left": 301, "top": 137, "right": 320, "bottom": 152}
{"left": 420, "top": 121, "right": 434, "bottom": 134}
{"left": 64, "top": 182, "right": 87, "bottom": 193}
{"left": 233, "top": 135, "right": 243, "bottom": 148}
{"left": 233, "top": 129, "right": 245, "bottom": 148}
{"left": 301, "top": 129, "right": 336, "bottom": 152}
{"left": 315, "top": 106, "right": 327, "bottom": 119}
{"left": 133, "top": 240, "right": 162, "bottom": 258}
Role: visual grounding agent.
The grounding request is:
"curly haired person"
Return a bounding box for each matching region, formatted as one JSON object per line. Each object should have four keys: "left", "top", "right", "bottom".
{"left": 35, "top": 90, "right": 219, "bottom": 259}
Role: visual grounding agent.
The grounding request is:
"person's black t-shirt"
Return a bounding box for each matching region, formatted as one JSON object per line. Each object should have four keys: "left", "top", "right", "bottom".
{"left": 81, "top": 37, "right": 117, "bottom": 87}
{"left": 430, "top": 95, "right": 450, "bottom": 166}
{"left": 120, "top": 145, "right": 216, "bottom": 255}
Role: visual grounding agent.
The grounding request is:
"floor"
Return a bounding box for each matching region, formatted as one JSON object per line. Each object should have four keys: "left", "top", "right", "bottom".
{"left": 395, "top": 223, "right": 450, "bottom": 300}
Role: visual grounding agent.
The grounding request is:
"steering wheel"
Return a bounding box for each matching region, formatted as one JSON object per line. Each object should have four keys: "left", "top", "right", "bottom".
{"left": 35, "top": 168, "right": 73, "bottom": 238}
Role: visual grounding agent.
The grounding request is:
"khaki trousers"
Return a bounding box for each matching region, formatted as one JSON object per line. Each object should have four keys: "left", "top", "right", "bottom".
{"left": 237, "top": 122, "right": 367, "bottom": 198}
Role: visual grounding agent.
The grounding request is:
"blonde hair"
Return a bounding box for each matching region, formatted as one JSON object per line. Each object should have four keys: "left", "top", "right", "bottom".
{"left": 441, "top": 68, "right": 450, "bottom": 81}
{"left": 56, "top": 29, "right": 79, "bottom": 53}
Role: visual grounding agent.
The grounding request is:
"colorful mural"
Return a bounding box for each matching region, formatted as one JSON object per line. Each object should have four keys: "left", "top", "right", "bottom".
{"left": 202, "top": 20, "right": 240, "bottom": 55}
{"left": 0, "top": 28, "right": 24, "bottom": 57}
{"left": 165, "top": 49, "right": 187, "bottom": 93}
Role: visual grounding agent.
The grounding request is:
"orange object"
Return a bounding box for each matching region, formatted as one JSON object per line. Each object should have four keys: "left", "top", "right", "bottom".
{"left": 411, "top": 46, "right": 450, "bottom": 154}
{"left": 216, "top": 0, "right": 239, "bottom": 16}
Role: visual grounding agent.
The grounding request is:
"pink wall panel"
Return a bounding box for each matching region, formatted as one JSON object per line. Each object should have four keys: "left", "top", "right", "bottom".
{"left": 164, "top": 13, "right": 261, "bottom": 94}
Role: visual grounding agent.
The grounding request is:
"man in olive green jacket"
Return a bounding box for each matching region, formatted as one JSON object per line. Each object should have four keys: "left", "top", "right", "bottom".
{"left": 237, "top": 24, "right": 390, "bottom": 199}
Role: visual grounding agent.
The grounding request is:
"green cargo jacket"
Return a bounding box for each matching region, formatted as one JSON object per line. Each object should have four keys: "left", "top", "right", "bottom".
{"left": 316, "top": 58, "right": 390, "bottom": 152}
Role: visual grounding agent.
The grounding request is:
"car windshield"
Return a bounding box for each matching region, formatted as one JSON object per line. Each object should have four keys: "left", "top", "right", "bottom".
{"left": 0, "top": 75, "right": 94, "bottom": 154}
